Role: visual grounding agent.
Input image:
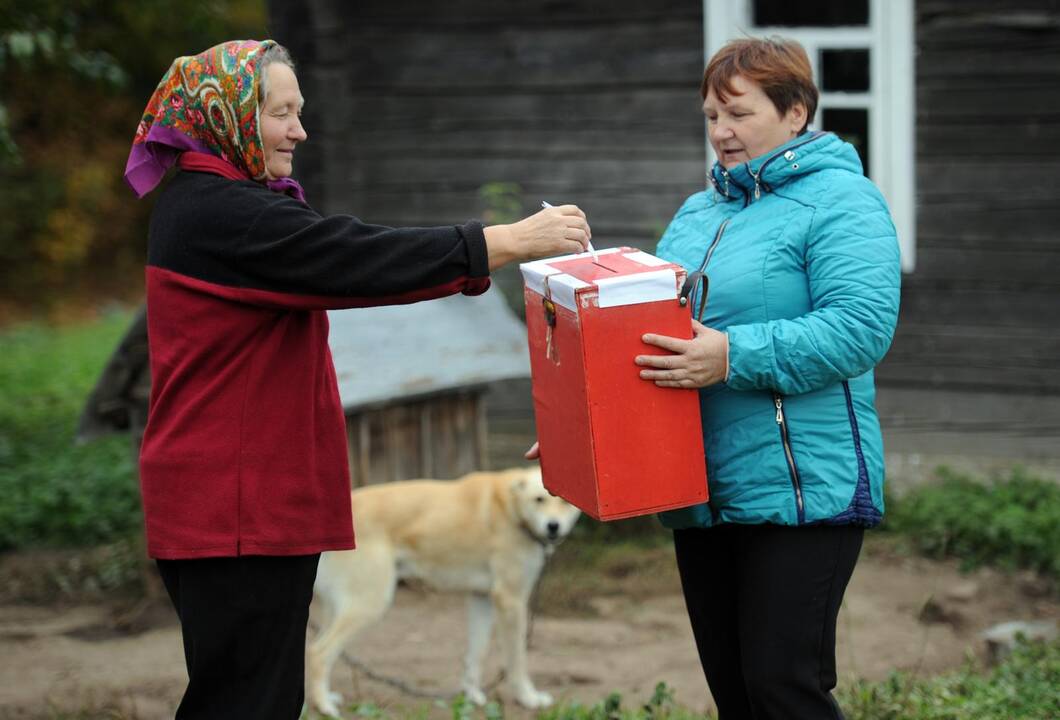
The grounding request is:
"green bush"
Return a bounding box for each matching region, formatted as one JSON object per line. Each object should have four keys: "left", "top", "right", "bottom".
{"left": 839, "top": 638, "right": 1060, "bottom": 720}
{"left": 0, "top": 311, "right": 142, "bottom": 549}
{"left": 881, "top": 467, "right": 1060, "bottom": 579}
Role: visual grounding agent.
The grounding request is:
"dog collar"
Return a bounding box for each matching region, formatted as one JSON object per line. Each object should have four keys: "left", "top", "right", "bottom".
{"left": 519, "top": 520, "right": 555, "bottom": 551}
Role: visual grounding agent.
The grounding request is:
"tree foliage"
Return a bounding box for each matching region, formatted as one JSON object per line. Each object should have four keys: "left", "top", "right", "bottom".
{"left": 0, "top": 0, "right": 266, "bottom": 320}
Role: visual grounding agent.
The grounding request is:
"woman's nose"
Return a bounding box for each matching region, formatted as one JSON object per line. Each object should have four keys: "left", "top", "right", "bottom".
{"left": 292, "top": 117, "right": 308, "bottom": 142}
{"left": 710, "top": 122, "right": 734, "bottom": 142}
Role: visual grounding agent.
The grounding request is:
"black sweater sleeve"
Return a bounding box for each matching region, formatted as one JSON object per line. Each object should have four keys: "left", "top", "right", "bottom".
{"left": 148, "top": 171, "right": 490, "bottom": 309}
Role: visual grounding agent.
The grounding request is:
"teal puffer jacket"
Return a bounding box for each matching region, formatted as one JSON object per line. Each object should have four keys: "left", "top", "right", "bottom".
{"left": 656, "top": 131, "right": 901, "bottom": 528}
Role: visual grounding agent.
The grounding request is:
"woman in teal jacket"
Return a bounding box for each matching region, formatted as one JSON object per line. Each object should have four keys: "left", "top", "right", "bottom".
{"left": 636, "top": 38, "right": 900, "bottom": 718}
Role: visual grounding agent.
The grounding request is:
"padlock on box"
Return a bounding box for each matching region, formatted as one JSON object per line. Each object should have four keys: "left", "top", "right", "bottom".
{"left": 520, "top": 247, "right": 709, "bottom": 521}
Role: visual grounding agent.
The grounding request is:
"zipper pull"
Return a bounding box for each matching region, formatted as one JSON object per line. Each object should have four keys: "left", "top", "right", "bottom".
{"left": 754, "top": 174, "right": 762, "bottom": 201}
{"left": 774, "top": 395, "right": 783, "bottom": 424}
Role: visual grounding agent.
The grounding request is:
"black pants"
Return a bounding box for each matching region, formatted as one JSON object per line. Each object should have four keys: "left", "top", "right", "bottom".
{"left": 157, "top": 554, "right": 320, "bottom": 720}
{"left": 674, "top": 523, "right": 863, "bottom": 720}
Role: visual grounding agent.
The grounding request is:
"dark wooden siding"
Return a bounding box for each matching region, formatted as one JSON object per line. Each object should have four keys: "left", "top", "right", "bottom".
{"left": 268, "top": 0, "right": 1060, "bottom": 479}
{"left": 345, "top": 391, "right": 487, "bottom": 486}
{"left": 268, "top": 0, "right": 706, "bottom": 480}
{"left": 270, "top": 0, "right": 1060, "bottom": 397}
{"left": 269, "top": 0, "right": 706, "bottom": 252}
{"left": 876, "top": 0, "right": 1060, "bottom": 395}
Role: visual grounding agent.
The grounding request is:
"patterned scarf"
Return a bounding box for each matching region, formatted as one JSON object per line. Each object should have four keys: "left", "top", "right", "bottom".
{"left": 124, "top": 39, "right": 305, "bottom": 202}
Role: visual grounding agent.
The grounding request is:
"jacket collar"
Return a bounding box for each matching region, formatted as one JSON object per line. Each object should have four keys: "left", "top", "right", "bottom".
{"left": 177, "top": 151, "right": 309, "bottom": 204}
{"left": 709, "top": 131, "right": 852, "bottom": 203}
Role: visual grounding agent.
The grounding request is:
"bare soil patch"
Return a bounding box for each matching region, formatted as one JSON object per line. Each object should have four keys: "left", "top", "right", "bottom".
{"left": 0, "top": 538, "right": 1056, "bottom": 719}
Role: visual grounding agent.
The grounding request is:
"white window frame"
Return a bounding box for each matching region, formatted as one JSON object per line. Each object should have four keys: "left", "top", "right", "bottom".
{"left": 704, "top": 0, "right": 916, "bottom": 272}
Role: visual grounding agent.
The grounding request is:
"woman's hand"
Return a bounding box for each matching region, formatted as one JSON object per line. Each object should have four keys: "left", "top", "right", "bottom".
{"left": 636, "top": 320, "right": 729, "bottom": 388}
{"left": 524, "top": 441, "right": 540, "bottom": 460}
{"left": 484, "top": 205, "right": 591, "bottom": 270}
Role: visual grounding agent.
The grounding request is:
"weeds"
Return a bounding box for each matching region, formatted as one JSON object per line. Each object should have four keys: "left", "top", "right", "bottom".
{"left": 882, "top": 466, "right": 1060, "bottom": 580}
{"left": 839, "top": 638, "right": 1060, "bottom": 720}
{"left": 336, "top": 646, "right": 1059, "bottom": 720}
{"left": 341, "top": 684, "right": 711, "bottom": 720}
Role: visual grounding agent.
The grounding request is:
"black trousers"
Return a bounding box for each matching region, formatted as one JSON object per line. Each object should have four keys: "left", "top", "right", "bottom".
{"left": 674, "top": 523, "right": 863, "bottom": 720}
{"left": 157, "top": 554, "right": 320, "bottom": 720}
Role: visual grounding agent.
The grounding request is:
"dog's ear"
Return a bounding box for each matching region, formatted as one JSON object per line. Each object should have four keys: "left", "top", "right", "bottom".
{"left": 507, "top": 472, "right": 529, "bottom": 498}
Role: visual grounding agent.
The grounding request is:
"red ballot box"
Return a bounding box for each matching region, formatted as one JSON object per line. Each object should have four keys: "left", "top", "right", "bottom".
{"left": 521, "top": 247, "right": 708, "bottom": 521}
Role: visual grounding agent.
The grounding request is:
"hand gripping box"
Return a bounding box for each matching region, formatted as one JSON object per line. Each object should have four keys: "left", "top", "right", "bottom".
{"left": 520, "top": 247, "right": 708, "bottom": 521}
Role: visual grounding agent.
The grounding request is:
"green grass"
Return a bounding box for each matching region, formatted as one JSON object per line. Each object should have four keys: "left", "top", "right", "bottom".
{"left": 881, "top": 466, "right": 1060, "bottom": 580}
{"left": 17, "top": 644, "right": 1060, "bottom": 720}
{"left": 535, "top": 683, "right": 709, "bottom": 720}
{"left": 333, "top": 641, "right": 1060, "bottom": 720}
{"left": 0, "top": 310, "right": 142, "bottom": 550}
{"left": 839, "top": 638, "right": 1060, "bottom": 720}
{"left": 333, "top": 683, "right": 710, "bottom": 720}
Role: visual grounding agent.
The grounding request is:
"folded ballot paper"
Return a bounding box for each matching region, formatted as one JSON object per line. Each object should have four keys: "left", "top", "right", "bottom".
{"left": 520, "top": 247, "right": 708, "bottom": 521}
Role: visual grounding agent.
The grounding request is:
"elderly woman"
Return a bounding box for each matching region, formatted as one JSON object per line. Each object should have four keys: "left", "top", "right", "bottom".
{"left": 636, "top": 38, "right": 900, "bottom": 718}
{"left": 125, "top": 39, "right": 589, "bottom": 718}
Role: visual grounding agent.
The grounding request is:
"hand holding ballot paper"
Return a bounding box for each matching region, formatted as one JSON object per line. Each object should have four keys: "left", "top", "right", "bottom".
{"left": 542, "top": 200, "right": 596, "bottom": 260}
{"left": 483, "top": 202, "right": 591, "bottom": 270}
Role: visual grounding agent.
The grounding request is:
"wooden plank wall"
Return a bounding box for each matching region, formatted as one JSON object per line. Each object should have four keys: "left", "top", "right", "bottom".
{"left": 270, "top": 0, "right": 1060, "bottom": 398}
{"left": 268, "top": 0, "right": 708, "bottom": 482}
{"left": 268, "top": 0, "right": 706, "bottom": 253}
{"left": 268, "top": 0, "right": 1060, "bottom": 478}
{"left": 345, "top": 391, "right": 487, "bottom": 486}
{"left": 876, "top": 0, "right": 1060, "bottom": 395}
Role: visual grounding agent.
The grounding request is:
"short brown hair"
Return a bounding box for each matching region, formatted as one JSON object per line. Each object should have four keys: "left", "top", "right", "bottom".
{"left": 701, "top": 37, "right": 818, "bottom": 133}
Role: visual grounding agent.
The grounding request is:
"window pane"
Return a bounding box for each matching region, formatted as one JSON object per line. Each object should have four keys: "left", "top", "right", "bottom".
{"left": 822, "top": 108, "right": 870, "bottom": 177}
{"left": 753, "top": 0, "right": 869, "bottom": 27}
{"left": 821, "top": 49, "right": 870, "bottom": 92}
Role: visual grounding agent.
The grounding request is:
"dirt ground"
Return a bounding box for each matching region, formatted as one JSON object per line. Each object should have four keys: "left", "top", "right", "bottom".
{"left": 0, "top": 538, "right": 1057, "bottom": 720}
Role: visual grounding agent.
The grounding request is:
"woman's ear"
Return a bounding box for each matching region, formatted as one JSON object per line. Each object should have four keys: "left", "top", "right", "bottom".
{"left": 789, "top": 103, "right": 808, "bottom": 135}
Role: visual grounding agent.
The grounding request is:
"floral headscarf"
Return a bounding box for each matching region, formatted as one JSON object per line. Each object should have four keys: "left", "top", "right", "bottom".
{"left": 124, "top": 39, "right": 304, "bottom": 201}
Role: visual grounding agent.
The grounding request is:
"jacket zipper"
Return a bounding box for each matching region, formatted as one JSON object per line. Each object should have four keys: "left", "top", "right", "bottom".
{"left": 747, "top": 131, "right": 827, "bottom": 201}
{"left": 684, "top": 217, "right": 731, "bottom": 320}
{"left": 774, "top": 393, "right": 805, "bottom": 523}
{"left": 701, "top": 217, "right": 730, "bottom": 270}
{"left": 690, "top": 217, "right": 732, "bottom": 284}
{"left": 713, "top": 167, "right": 749, "bottom": 207}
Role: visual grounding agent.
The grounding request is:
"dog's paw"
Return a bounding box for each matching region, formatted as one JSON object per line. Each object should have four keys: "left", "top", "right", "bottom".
{"left": 310, "top": 693, "right": 343, "bottom": 718}
{"left": 515, "top": 688, "right": 554, "bottom": 709}
{"left": 463, "top": 687, "right": 489, "bottom": 706}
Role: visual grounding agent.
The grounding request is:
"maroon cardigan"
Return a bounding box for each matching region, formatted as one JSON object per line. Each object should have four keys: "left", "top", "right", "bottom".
{"left": 141, "top": 159, "right": 490, "bottom": 559}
